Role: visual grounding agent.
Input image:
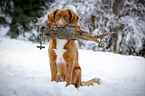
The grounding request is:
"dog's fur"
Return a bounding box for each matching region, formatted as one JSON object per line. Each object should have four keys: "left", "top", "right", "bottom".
{"left": 47, "top": 9, "right": 100, "bottom": 88}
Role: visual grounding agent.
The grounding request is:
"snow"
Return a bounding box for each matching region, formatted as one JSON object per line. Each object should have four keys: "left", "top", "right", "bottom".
{"left": 0, "top": 37, "right": 145, "bottom": 96}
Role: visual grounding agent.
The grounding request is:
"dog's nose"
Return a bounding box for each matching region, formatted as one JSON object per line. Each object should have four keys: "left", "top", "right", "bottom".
{"left": 58, "top": 20, "right": 64, "bottom": 27}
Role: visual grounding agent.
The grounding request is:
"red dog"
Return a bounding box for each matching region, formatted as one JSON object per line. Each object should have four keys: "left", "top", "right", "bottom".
{"left": 47, "top": 9, "right": 100, "bottom": 88}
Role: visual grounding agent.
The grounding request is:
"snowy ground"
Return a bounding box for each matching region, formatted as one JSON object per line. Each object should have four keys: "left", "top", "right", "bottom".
{"left": 0, "top": 37, "right": 145, "bottom": 96}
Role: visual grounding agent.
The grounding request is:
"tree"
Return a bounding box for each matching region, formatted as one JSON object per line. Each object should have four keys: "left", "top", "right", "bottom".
{"left": 0, "top": 0, "right": 54, "bottom": 38}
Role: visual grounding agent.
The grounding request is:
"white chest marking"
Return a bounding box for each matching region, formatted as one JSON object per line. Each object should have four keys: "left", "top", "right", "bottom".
{"left": 53, "top": 39, "right": 67, "bottom": 69}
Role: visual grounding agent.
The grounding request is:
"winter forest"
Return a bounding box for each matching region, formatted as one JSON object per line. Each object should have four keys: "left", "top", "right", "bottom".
{"left": 0, "top": 0, "right": 145, "bottom": 96}
{"left": 0, "top": 0, "right": 145, "bottom": 56}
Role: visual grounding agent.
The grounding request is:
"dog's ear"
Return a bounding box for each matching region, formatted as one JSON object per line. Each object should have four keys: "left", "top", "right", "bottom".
{"left": 47, "top": 9, "right": 59, "bottom": 22}
{"left": 67, "top": 9, "right": 79, "bottom": 24}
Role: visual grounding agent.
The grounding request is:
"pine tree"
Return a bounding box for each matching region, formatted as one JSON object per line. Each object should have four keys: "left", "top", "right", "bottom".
{"left": 0, "top": 0, "right": 54, "bottom": 38}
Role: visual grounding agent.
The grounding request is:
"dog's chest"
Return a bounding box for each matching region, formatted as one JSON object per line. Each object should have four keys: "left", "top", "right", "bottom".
{"left": 53, "top": 39, "right": 67, "bottom": 68}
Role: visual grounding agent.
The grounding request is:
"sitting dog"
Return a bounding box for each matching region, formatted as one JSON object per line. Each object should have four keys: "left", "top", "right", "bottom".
{"left": 47, "top": 9, "right": 100, "bottom": 88}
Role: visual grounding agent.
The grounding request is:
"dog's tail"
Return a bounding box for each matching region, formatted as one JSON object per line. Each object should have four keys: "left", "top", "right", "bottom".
{"left": 72, "top": 66, "right": 101, "bottom": 88}
{"left": 81, "top": 78, "right": 101, "bottom": 86}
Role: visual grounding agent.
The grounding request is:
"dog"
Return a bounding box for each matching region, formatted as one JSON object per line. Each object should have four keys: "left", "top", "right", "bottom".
{"left": 47, "top": 9, "right": 100, "bottom": 88}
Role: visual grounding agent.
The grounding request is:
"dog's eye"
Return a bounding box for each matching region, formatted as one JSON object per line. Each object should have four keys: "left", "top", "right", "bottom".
{"left": 65, "top": 16, "right": 69, "bottom": 19}
{"left": 56, "top": 15, "right": 59, "bottom": 18}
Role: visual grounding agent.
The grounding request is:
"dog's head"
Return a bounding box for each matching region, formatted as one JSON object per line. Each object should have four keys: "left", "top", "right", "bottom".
{"left": 47, "top": 9, "right": 79, "bottom": 27}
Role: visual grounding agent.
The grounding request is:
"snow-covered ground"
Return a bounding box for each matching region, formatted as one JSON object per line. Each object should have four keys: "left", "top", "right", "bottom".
{"left": 0, "top": 37, "right": 145, "bottom": 96}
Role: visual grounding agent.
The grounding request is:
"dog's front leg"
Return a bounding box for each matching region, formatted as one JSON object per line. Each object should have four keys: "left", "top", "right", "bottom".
{"left": 50, "top": 62, "right": 57, "bottom": 81}
{"left": 65, "top": 61, "right": 74, "bottom": 87}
